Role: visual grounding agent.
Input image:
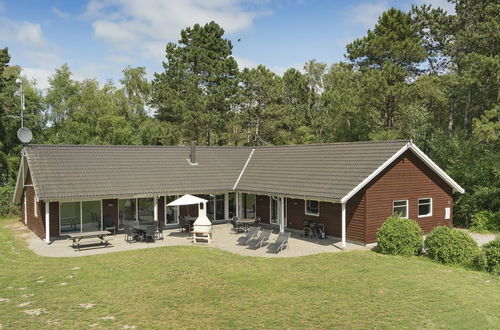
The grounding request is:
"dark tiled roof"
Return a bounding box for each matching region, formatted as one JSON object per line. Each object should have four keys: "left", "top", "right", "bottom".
{"left": 236, "top": 140, "right": 409, "bottom": 200}
{"left": 25, "top": 144, "right": 253, "bottom": 200}
{"left": 22, "top": 140, "right": 410, "bottom": 201}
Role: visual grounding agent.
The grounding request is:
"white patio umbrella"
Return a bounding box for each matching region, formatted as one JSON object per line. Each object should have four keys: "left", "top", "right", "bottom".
{"left": 167, "top": 194, "right": 212, "bottom": 231}
{"left": 166, "top": 194, "right": 207, "bottom": 206}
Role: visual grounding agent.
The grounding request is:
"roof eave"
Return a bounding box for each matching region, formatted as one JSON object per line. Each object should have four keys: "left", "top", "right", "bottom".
{"left": 340, "top": 142, "right": 465, "bottom": 204}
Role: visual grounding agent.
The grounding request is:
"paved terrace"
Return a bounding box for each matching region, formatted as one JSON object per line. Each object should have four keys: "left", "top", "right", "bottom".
{"left": 9, "top": 221, "right": 371, "bottom": 258}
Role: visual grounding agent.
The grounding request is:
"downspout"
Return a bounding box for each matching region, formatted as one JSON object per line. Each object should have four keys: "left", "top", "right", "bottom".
{"left": 341, "top": 202, "right": 346, "bottom": 249}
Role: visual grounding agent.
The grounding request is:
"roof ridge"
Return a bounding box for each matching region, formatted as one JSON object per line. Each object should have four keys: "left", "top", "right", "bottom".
{"left": 254, "top": 140, "right": 410, "bottom": 149}
{"left": 25, "top": 144, "right": 253, "bottom": 150}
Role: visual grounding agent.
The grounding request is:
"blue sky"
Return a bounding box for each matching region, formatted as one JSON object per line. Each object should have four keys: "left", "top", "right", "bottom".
{"left": 0, "top": 0, "right": 454, "bottom": 89}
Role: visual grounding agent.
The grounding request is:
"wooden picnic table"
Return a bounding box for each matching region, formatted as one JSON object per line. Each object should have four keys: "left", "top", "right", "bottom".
{"left": 68, "top": 231, "right": 112, "bottom": 250}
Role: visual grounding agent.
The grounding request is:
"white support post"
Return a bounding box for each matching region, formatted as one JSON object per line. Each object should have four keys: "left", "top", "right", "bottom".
{"left": 23, "top": 194, "right": 27, "bottom": 224}
{"left": 280, "top": 196, "right": 285, "bottom": 233}
{"left": 235, "top": 192, "right": 240, "bottom": 218}
{"left": 154, "top": 196, "right": 158, "bottom": 222}
{"left": 341, "top": 202, "right": 346, "bottom": 249}
{"left": 45, "top": 201, "right": 50, "bottom": 244}
{"left": 224, "top": 192, "right": 229, "bottom": 220}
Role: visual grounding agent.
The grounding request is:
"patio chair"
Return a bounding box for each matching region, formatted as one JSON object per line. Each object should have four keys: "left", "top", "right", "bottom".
{"left": 103, "top": 215, "right": 116, "bottom": 235}
{"left": 179, "top": 216, "right": 186, "bottom": 232}
{"left": 268, "top": 232, "right": 291, "bottom": 253}
{"left": 144, "top": 225, "right": 156, "bottom": 243}
{"left": 236, "top": 226, "right": 260, "bottom": 245}
{"left": 156, "top": 223, "right": 164, "bottom": 240}
{"left": 253, "top": 216, "right": 261, "bottom": 227}
{"left": 124, "top": 225, "right": 136, "bottom": 243}
{"left": 248, "top": 229, "right": 272, "bottom": 249}
{"left": 230, "top": 219, "right": 243, "bottom": 233}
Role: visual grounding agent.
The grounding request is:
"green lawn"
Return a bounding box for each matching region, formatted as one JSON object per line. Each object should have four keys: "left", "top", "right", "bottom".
{"left": 0, "top": 217, "right": 499, "bottom": 329}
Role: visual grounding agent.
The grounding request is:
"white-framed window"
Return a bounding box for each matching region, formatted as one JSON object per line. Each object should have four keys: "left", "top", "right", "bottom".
{"left": 392, "top": 200, "right": 408, "bottom": 218}
{"left": 305, "top": 200, "right": 320, "bottom": 216}
{"left": 418, "top": 198, "right": 432, "bottom": 217}
{"left": 34, "top": 195, "right": 38, "bottom": 217}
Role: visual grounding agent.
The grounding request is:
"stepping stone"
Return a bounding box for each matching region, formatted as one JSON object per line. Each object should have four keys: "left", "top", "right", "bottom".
{"left": 57, "top": 282, "right": 68, "bottom": 286}
{"left": 24, "top": 309, "right": 46, "bottom": 316}
{"left": 123, "top": 325, "right": 136, "bottom": 329}
{"left": 79, "top": 303, "right": 95, "bottom": 309}
{"left": 71, "top": 267, "right": 80, "bottom": 270}
{"left": 21, "top": 294, "right": 34, "bottom": 298}
{"left": 18, "top": 287, "right": 27, "bottom": 290}
{"left": 66, "top": 275, "right": 74, "bottom": 279}
{"left": 0, "top": 298, "right": 9, "bottom": 303}
{"left": 101, "top": 316, "right": 116, "bottom": 320}
{"left": 36, "top": 280, "right": 45, "bottom": 284}
{"left": 17, "top": 302, "right": 31, "bottom": 308}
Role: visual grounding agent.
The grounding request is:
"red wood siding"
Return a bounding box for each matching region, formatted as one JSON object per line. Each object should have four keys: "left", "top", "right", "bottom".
{"left": 158, "top": 196, "right": 165, "bottom": 224}
{"left": 346, "top": 190, "right": 366, "bottom": 243}
{"left": 286, "top": 199, "right": 342, "bottom": 238}
{"left": 256, "top": 195, "right": 270, "bottom": 223}
{"left": 365, "top": 150, "right": 454, "bottom": 243}
{"left": 22, "top": 171, "right": 44, "bottom": 239}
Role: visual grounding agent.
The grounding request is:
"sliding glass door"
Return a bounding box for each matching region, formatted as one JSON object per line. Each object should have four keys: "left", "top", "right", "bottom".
{"left": 138, "top": 198, "right": 154, "bottom": 222}
{"left": 118, "top": 198, "right": 136, "bottom": 228}
{"left": 60, "top": 201, "right": 101, "bottom": 234}
{"left": 165, "top": 196, "right": 179, "bottom": 225}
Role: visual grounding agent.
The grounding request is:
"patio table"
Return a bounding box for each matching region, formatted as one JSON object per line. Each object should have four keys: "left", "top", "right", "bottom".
{"left": 236, "top": 219, "right": 256, "bottom": 232}
{"left": 68, "top": 231, "right": 111, "bottom": 250}
{"left": 131, "top": 224, "right": 155, "bottom": 241}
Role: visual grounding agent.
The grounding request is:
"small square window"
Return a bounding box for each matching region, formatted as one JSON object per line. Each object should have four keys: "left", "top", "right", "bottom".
{"left": 305, "top": 200, "right": 320, "bottom": 216}
{"left": 393, "top": 200, "right": 408, "bottom": 218}
{"left": 418, "top": 198, "right": 432, "bottom": 217}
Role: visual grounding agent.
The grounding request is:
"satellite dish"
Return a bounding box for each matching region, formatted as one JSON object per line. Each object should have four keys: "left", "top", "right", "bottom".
{"left": 17, "top": 127, "right": 33, "bottom": 144}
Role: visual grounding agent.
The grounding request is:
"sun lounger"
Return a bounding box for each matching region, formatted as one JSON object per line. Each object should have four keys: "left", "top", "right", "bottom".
{"left": 236, "top": 226, "right": 260, "bottom": 245}
{"left": 268, "top": 232, "right": 291, "bottom": 253}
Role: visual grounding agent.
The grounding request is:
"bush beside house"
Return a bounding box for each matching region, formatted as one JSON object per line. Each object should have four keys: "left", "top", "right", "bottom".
{"left": 424, "top": 226, "right": 480, "bottom": 267}
{"left": 480, "top": 238, "right": 500, "bottom": 275}
{"left": 376, "top": 216, "right": 423, "bottom": 256}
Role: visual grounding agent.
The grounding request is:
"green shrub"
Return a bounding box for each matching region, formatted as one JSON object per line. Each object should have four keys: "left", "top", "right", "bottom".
{"left": 0, "top": 185, "right": 19, "bottom": 217}
{"left": 425, "top": 227, "right": 480, "bottom": 267}
{"left": 482, "top": 238, "right": 500, "bottom": 275}
{"left": 470, "top": 211, "right": 500, "bottom": 233}
{"left": 376, "top": 216, "right": 423, "bottom": 256}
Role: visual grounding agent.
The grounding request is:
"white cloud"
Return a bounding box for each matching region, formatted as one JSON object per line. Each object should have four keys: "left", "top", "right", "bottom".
{"left": 52, "top": 7, "right": 70, "bottom": 20}
{"left": 414, "top": 0, "right": 455, "bottom": 14}
{"left": 22, "top": 67, "right": 53, "bottom": 90}
{"left": 348, "top": 1, "right": 390, "bottom": 30}
{"left": 85, "top": 0, "right": 271, "bottom": 59}
{"left": 15, "top": 21, "right": 47, "bottom": 47}
{"left": 234, "top": 56, "right": 304, "bottom": 76}
{"left": 234, "top": 56, "right": 260, "bottom": 70}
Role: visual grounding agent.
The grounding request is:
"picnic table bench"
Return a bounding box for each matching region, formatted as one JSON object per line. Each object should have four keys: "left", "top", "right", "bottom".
{"left": 68, "top": 231, "right": 112, "bottom": 250}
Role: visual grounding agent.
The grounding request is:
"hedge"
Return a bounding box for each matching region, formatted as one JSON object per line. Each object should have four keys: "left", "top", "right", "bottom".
{"left": 376, "top": 215, "right": 423, "bottom": 256}
{"left": 425, "top": 226, "right": 480, "bottom": 267}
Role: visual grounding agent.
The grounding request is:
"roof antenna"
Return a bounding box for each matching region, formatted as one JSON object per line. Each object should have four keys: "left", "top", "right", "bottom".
{"left": 9, "top": 78, "right": 33, "bottom": 145}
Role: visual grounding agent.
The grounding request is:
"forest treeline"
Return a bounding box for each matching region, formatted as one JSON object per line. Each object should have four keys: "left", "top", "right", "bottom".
{"left": 0, "top": 0, "right": 498, "bottom": 226}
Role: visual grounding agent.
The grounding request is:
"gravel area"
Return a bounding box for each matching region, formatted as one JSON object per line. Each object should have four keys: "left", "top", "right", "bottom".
{"left": 457, "top": 228, "right": 498, "bottom": 246}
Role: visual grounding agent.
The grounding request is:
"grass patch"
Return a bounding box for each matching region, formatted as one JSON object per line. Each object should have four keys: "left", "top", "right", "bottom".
{"left": 0, "top": 216, "right": 499, "bottom": 329}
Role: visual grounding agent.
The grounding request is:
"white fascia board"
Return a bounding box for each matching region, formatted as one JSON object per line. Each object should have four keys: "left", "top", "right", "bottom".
{"left": 409, "top": 143, "right": 465, "bottom": 194}
{"left": 340, "top": 142, "right": 465, "bottom": 203}
{"left": 232, "top": 148, "right": 255, "bottom": 190}
{"left": 340, "top": 143, "right": 411, "bottom": 203}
